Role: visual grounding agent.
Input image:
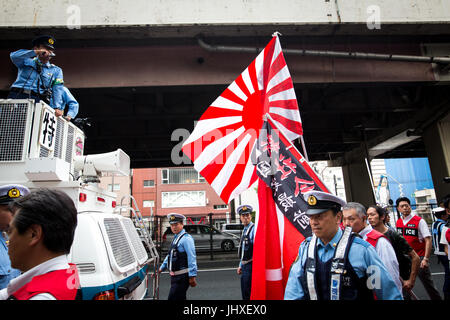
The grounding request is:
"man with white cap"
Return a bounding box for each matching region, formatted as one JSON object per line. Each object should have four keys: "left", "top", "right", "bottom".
{"left": 0, "top": 184, "right": 30, "bottom": 289}
{"left": 432, "top": 204, "right": 449, "bottom": 300}
{"left": 236, "top": 204, "right": 255, "bottom": 300}
{"left": 284, "top": 190, "right": 403, "bottom": 300}
{"left": 159, "top": 213, "right": 197, "bottom": 300}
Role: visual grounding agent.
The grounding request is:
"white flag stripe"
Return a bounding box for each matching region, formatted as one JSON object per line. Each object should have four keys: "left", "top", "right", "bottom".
{"left": 183, "top": 116, "right": 242, "bottom": 147}
{"left": 228, "top": 80, "right": 248, "bottom": 102}
{"left": 211, "top": 133, "right": 252, "bottom": 195}
{"left": 275, "top": 205, "right": 285, "bottom": 269}
{"left": 271, "top": 38, "right": 282, "bottom": 65}
{"left": 268, "top": 88, "right": 297, "bottom": 102}
{"left": 241, "top": 68, "right": 255, "bottom": 95}
{"left": 266, "top": 65, "right": 290, "bottom": 93}
{"left": 271, "top": 118, "right": 301, "bottom": 141}
{"left": 193, "top": 126, "right": 245, "bottom": 172}
{"left": 211, "top": 96, "right": 244, "bottom": 111}
{"left": 269, "top": 107, "right": 301, "bottom": 122}
{"left": 265, "top": 268, "right": 283, "bottom": 281}
{"left": 228, "top": 139, "right": 257, "bottom": 201}
{"left": 255, "top": 49, "right": 265, "bottom": 91}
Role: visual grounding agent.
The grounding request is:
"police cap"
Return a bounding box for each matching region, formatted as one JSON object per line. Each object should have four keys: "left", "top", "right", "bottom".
{"left": 237, "top": 204, "right": 253, "bottom": 215}
{"left": 32, "top": 35, "right": 56, "bottom": 50}
{"left": 167, "top": 213, "right": 186, "bottom": 224}
{"left": 0, "top": 184, "right": 30, "bottom": 205}
{"left": 432, "top": 207, "right": 446, "bottom": 217}
{"left": 303, "top": 190, "right": 346, "bottom": 216}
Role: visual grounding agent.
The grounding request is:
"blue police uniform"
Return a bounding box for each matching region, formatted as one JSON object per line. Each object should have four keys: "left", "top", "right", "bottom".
{"left": 0, "top": 233, "right": 18, "bottom": 289}
{"left": 432, "top": 207, "right": 450, "bottom": 300}
{"left": 284, "top": 228, "right": 403, "bottom": 300}
{"left": 61, "top": 86, "right": 79, "bottom": 119}
{"left": 8, "top": 49, "right": 64, "bottom": 110}
{"left": 239, "top": 221, "right": 255, "bottom": 300}
{"left": 236, "top": 204, "right": 255, "bottom": 300}
{"left": 160, "top": 213, "right": 197, "bottom": 300}
{"left": 284, "top": 190, "right": 403, "bottom": 300}
{"left": 0, "top": 184, "right": 29, "bottom": 289}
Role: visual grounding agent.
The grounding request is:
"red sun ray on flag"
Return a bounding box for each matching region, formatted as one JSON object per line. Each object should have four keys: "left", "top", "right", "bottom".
{"left": 182, "top": 35, "right": 303, "bottom": 204}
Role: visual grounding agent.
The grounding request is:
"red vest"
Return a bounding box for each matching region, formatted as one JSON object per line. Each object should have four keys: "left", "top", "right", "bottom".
{"left": 396, "top": 215, "right": 425, "bottom": 257}
{"left": 365, "top": 229, "right": 387, "bottom": 248}
{"left": 9, "top": 263, "right": 80, "bottom": 300}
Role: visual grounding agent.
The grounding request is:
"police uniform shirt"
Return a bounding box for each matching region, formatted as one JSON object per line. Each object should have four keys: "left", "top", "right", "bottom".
{"left": 0, "top": 233, "right": 12, "bottom": 277}
{"left": 10, "top": 49, "right": 64, "bottom": 110}
{"left": 284, "top": 228, "right": 403, "bottom": 300}
{"left": 160, "top": 229, "right": 197, "bottom": 277}
{"left": 62, "top": 86, "right": 79, "bottom": 119}
{"left": 359, "top": 225, "right": 402, "bottom": 294}
{"left": 433, "top": 218, "right": 447, "bottom": 255}
{"left": 239, "top": 222, "right": 255, "bottom": 268}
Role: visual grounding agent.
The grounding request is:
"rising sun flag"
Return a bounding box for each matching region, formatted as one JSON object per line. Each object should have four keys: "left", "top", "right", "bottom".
{"left": 181, "top": 34, "right": 326, "bottom": 300}
{"left": 182, "top": 35, "right": 303, "bottom": 203}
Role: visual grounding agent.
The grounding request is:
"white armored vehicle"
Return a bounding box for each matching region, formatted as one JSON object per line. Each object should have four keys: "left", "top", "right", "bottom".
{"left": 0, "top": 98, "right": 159, "bottom": 300}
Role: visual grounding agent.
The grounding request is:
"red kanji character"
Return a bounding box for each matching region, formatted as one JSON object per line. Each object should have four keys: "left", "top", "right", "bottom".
{"left": 294, "top": 176, "right": 315, "bottom": 196}
{"left": 277, "top": 154, "right": 297, "bottom": 180}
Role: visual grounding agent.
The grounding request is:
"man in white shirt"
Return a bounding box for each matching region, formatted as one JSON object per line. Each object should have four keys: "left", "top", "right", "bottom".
{"left": 342, "top": 202, "right": 402, "bottom": 294}
{"left": 0, "top": 188, "right": 80, "bottom": 300}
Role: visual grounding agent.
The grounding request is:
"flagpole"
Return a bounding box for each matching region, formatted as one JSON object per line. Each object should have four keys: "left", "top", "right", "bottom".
{"left": 298, "top": 136, "right": 309, "bottom": 162}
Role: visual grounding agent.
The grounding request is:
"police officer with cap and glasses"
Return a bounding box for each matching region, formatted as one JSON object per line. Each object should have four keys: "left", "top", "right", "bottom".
{"left": 236, "top": 204, "right": 255, "bottom": 300}
{"left": 8, "top": 35, "right": 65, "bottom": 116}
{"left": 158, "top": 213, "right": 197, "bottom": 300}
{"left": 284, "top": 190, "right": 403, "bottom": 300}
{"left": 0, "top": 185, "right": 30, "bottom": 289}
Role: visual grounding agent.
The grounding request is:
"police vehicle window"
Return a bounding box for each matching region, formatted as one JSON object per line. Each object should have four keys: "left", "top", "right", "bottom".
{"left": 164, "top": 227, "right": 173, "bottom": 235}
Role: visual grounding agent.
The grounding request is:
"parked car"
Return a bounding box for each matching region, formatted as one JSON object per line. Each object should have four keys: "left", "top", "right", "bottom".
{"left": 161, "top": 224, "right": 240, "bottom": 252}
{"left": 221, "top": 223, "right": 244, "bottom": 237}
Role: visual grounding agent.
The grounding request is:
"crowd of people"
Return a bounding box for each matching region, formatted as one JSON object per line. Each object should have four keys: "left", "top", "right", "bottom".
{"left": 0, "top": 181, "right": 449, "bottom": 301}
{"left": 283, "top": 192, "right": 450, "bottom": 300}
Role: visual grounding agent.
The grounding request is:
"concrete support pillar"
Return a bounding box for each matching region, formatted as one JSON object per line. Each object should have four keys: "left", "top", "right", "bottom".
{"left": 341, "top": 160, "right": 376, "bottom": 208}
{"left": 422, "top": 113, "right": 450, "bottom": 202}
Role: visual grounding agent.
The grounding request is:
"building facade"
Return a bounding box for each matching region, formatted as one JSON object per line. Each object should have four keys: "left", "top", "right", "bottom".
{"left": 132, "top": 167, "right": 231, "bottom": 228}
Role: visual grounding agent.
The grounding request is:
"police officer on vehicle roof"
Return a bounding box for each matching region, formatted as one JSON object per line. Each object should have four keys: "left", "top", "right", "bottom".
{"left": 284, "top": 191, "right": 403, "bottom": 300}
{"left": 8, "top": 35, "right": 65, "bottom": 116}
{"left": 236, "top": 204, "right": 255, "bottom": 300}
{"left": 158, "top": 213, "right": 197, "bottom": 300}
{"left": 0, "top": 185, "right": 30, "bottom": 290}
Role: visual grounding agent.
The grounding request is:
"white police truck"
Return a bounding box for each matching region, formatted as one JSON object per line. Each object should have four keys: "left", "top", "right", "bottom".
{"left": 0, "top": 98, "right": 159, "bottom": 300}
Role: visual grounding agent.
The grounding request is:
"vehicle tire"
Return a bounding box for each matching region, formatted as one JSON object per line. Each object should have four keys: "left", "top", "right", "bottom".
{"left": 221, "top": 240, "right": 234, "bottom": 252}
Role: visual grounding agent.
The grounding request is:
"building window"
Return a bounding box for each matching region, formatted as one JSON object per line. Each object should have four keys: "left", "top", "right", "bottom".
{"left": 108, "top": 184, "right": 120, "bottom": 191}
{"left": 143, "top": 200, "right": 154, "bottom": 208}
{"left": 213, "top": 204, "right": 228, "bottom": 210}
{"left": 161, "top": 191, "right": 206, "bottom": 208}
{"left": 161, "top": 168, "right": 206, "bottom": 184}
{"left": 143, "top": 180, "right": 155, "bottom": 187}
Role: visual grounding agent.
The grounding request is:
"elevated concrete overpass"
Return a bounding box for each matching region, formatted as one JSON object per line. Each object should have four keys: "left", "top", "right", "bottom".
{"left": 0, "top": 0, "right": 449, "bottom": 203}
